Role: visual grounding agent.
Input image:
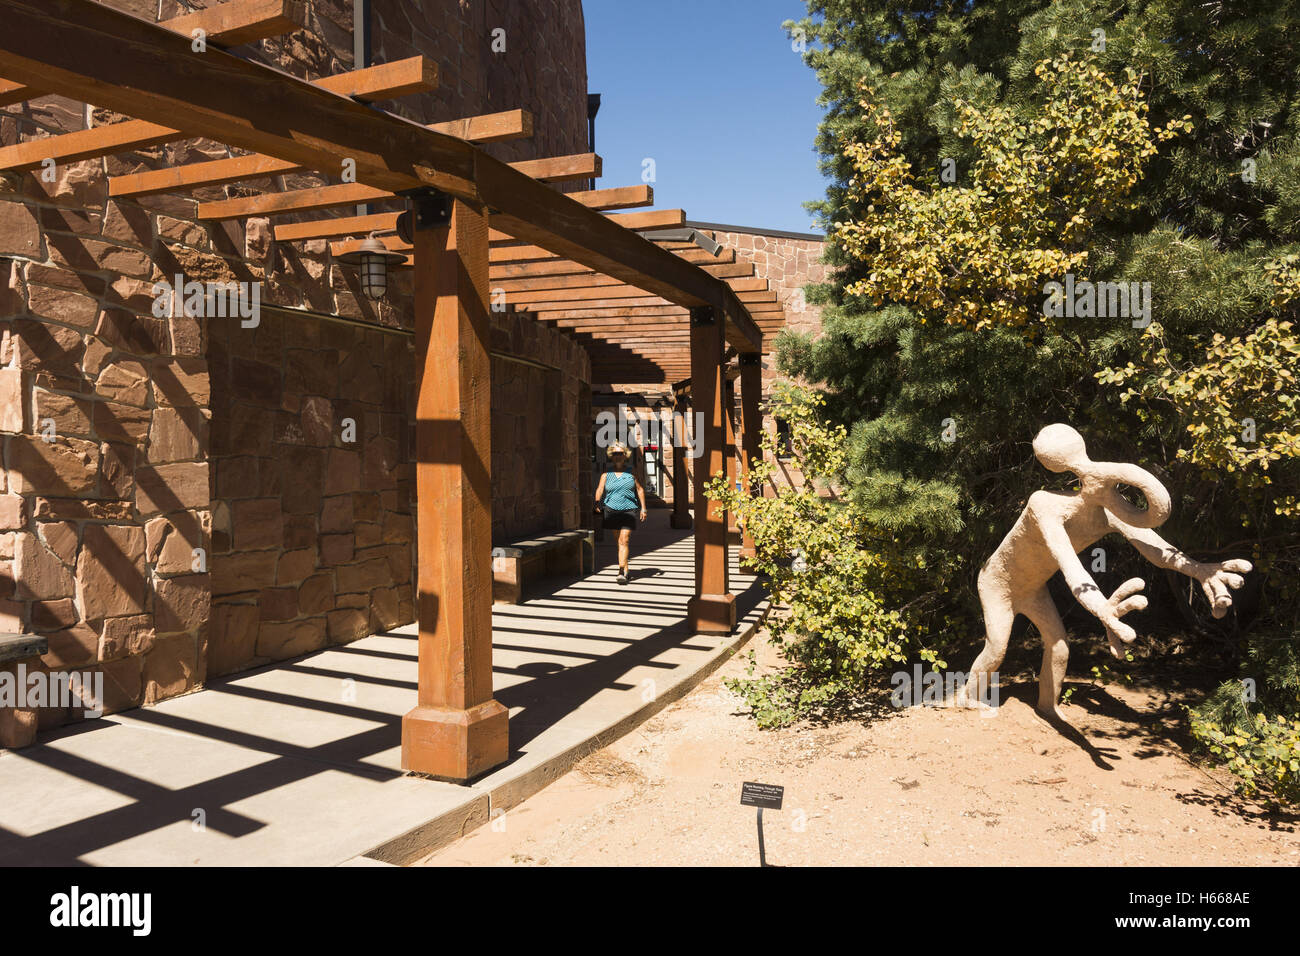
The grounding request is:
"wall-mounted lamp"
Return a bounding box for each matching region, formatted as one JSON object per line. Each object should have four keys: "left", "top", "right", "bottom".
{"left": 336, "top": 234, "right": 407, "bottom": 301}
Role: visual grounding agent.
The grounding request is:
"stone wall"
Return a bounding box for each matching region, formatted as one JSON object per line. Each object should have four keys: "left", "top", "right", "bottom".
{"left": 206, "top": 309, "right": 415, "bottom": 677}
{"left": 0, "top": 0, "right": 594, "bottom": 745}
{"left": 490, "top": 314, "right": 592, "bottom": 544}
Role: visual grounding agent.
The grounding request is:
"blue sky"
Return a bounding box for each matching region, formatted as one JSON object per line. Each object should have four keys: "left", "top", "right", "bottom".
{"left": 583, "top": 0, "right": 827, "bottom": 235}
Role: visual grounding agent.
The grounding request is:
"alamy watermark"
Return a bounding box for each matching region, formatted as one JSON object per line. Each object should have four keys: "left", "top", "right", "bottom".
{"left": 594, "top": 404, "right": 705, "bottom": 458}
{"left": 891, "top": 664, "right": 999, "bottom": 716}
{"left": 0, "top": 664, "right": 104, "bottom": 719}
{"left": 1043, "top": 274, "right": 1152, "bottom": 328}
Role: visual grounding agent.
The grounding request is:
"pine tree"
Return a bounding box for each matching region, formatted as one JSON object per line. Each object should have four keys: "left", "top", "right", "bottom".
{"left": 783, "top": 0, "right": 1300, "bottom": 643}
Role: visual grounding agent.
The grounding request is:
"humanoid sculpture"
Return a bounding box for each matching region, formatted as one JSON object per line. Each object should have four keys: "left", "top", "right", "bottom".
{"left": 957, "top": 424, "right": 1251, "bottom": 720}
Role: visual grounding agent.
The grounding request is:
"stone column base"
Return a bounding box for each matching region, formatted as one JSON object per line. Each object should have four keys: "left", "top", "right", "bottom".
{"left": 688, "top": 592, "right": 736, "bottom": 634}
{"left": 401, "top": 699, "right": 509, "bottom": 781}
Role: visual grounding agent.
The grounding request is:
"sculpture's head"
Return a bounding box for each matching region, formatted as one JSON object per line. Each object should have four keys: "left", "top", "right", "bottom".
{"left": 1032, "top": 423, "right": 1172, "bottom": 529}
{"left": 1032, "top": 423, "right": 1089, "bottom": 473}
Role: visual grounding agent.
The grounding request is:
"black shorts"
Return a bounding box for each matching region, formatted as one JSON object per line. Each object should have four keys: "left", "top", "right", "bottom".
{"left": 603, "top": 509, "right": 638, "bottom": 531}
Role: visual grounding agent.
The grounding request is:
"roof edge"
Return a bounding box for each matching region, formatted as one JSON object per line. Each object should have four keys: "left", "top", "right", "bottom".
{"left": 685, "top": 220, "right": 826, "bottom": 242}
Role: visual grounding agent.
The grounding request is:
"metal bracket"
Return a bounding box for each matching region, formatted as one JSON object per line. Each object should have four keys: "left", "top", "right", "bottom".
{"left": 395, "top": 189, "right": 452, "bottom": 241}
{"left": 689, "top": 306, "right": 716, "bottom": 327}
{"left": 738, "top": 352, "right": 761, "bottom": 366}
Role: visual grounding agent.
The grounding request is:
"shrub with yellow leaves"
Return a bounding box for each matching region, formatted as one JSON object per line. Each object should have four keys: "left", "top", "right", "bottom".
{"left": 834, "top": 55, "right": 1190, "bottom": 331}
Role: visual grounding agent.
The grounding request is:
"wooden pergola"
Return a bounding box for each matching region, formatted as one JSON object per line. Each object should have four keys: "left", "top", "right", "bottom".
{"left": 0, "top": 0, "right": 781, "bottom": 781}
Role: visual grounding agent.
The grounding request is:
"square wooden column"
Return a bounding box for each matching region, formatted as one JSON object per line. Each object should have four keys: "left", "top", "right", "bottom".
{"left": 738, "top": 352, "right": 762, "bottom": 560}
{"left": 724, "top": 379, "right": 739, "bottom": 534}
{"left": 687, "top": 305, "right": 735, "bottom": 633}
{"left": 402, "top": 194, "right": 509, "bottom": 781}
{"left": 669, "top": 391, "right": 693, "bottom": 529}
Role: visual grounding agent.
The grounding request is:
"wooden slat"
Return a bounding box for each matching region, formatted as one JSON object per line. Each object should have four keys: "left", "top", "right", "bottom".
{"left": 426, "top": 109, "right": 531, "bottom": 143}
{"left": 202, "top": 183, "right": 390, "bottom": 220}
{"left": 532, "top": 305, "right": 687, "bottom": 320}
{"left": 274, "top": 212, "right": 400, "bottom": 242}
{"left": 220, "top": 181, "right": 652, "bottom": 223}
{"left": 165, "top": 0, "right": 307, "bottom": 47}
{"left": 488, "top": 244, "right": 556, "bottom": 263}
{"left": 492, "top": 273, "right": 625, "bottom": 294}
{"left": 571, "top": 184, "right": 653, "bottom": 211}
{"left": 605, "top": 209, "right": 685, "bottom": 230}
{"left": 0, "top": 0, "right": 761, "bottom": 350}
{"left": 0, "top": 77, "right": 33, "bottom": 107}
{"left": 510, "top": 152, "right": 601, "bottom": 182}
{"left": 0, "top": 119, "right": 175, "bottom": 171}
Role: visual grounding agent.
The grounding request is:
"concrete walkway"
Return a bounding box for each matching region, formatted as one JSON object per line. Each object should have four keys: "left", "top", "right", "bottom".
{"left": 0, "top": 511, "right": 767, "bottom": 866}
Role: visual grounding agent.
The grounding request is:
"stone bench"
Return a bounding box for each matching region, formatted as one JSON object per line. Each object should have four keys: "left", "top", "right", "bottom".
{"left": 0, "top": 633, "right": 47, "bottom": 665}
{"left": 491, "top": 530, "right": 594, "bottom": 604}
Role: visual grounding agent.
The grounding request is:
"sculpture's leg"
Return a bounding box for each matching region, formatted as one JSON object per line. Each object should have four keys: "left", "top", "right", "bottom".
{"left": 957, "top": 572, "right": 1014, "bottom": 708}
{"left": 1021, "top": 586, "right": 1070, "bottom": 721}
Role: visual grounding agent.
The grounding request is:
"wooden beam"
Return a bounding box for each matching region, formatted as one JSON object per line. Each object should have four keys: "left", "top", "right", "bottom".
{"left": 531, "top": 305, "right": 687, "bottom": 320}
{"left": 275, "top": 212, "right": 400, "bottom": 242}
{"left": 488, "top": 244, "right": 556, "bottom": 263}
{"left": 403, "top": 196, "right": 508, "bottom": 780}
{"left": 510, "top": 152, "right": 601, "bottom": 183}
{"left": 426, "top": 108, "right": 531, "bottom": 143}
{"left": 0, "top": 0, "right": 761, "bottom": 352}
{"left": 0, "top": 0, "right": 310, "bottom": 107}
{"left": 505, "top": 285, "right": 656, "bottom": 306}
{"left": 0, "top": 119, "right": 175, "bottom": 172}
{"left": 492, "top": 273, "right": 625, "bottom": 294}
{"left": 164, "top": 0, "right": 308, "bottom": 47}
{"left": 201, "top": 183, "right": 390, "bottom": 220}
{"left": 295, "top": 183, "right": 650, "bottom": 244}
{"left": 205, "top": 180, "right": 646, "bottom": 223}
{"left": 605, "top": 209, "right": 685, "bottom": 230}
{"left": 0, "top": 77, "right": 34, "bottom": 107}
{"left": 12, "top": 57, "right": 436, "bottom": 179}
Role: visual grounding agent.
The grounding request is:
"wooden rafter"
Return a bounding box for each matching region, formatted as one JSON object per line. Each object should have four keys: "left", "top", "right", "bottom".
{"left": 204, "top": 181, "right": 657, "bottom": 222}
{"left": 0, "top": 0, "right": 309, "bottom": 107}
{"left": 0, "top": 0, "right": 762, "bottom": 350}
{"left": 0, "top": 57, "right": 439, "bottom": 173}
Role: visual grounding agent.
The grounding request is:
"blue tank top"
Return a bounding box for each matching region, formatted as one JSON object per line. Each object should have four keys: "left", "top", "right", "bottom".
{"left": 603, "top": 470, "right": 639, "bottom": 511}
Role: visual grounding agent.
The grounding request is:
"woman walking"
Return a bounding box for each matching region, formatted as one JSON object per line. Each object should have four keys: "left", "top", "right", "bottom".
{"left": 595, "top": 442, "right": 648, "bottom": 585}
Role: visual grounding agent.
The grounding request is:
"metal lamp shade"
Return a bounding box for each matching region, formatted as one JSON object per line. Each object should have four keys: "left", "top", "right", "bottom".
{"left": 337, "top": 236, "right": 407, "bottom": 301}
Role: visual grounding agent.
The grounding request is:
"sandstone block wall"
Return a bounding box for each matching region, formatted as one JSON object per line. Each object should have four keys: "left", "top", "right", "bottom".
{"left": 490, "top": 315, "right": 591, "bottom": 544}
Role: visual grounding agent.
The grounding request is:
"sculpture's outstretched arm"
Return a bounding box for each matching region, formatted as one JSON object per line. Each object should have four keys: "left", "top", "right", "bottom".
{"left": 1106, "top": 513, "right": 1251, "bottom": 619}
{"left": 1038, "top": 517, "right": 1147, "bottom": 645}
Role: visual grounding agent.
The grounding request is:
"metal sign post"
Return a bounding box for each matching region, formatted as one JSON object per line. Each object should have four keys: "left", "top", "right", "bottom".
{"left": 740, "top": 782, "right": 784, "bottom": 867}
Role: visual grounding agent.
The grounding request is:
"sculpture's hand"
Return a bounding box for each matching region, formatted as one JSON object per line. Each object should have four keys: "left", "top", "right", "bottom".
{"left": 1098, "top": 577, "right": 1148, "bottom": 660}
{"left": 1196, "top": 559, "right": 1252, "bottom": 619}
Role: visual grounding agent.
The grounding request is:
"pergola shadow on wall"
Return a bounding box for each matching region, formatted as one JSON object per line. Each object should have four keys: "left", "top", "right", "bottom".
{"left": 0, "top": 0, "right": 785, "bottom": 782}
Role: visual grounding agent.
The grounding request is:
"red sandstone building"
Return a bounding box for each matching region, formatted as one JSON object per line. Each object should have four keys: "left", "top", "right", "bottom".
{"left": 0, "top": 0, "right": 823, "bottom": 777}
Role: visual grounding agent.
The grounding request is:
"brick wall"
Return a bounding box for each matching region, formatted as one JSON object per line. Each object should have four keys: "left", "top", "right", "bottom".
{"left": 0, "top": 0, "right": 592, "bottom": 745}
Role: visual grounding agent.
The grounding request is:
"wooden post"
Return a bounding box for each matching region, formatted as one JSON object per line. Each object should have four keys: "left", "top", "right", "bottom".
{"left": 670, "top": 389, "right": 692, "bottom": 529}
{"left": 402, "top": 194, "right": 509, "bottom": 781}
{"left": 724, "top": 379, "right": 739, "bottom": 535}
{"left": 738, "top": 353, "right": 761, "bottom": 560}
{"left": 687, "top": 305, "right": 735, "bottom": 633}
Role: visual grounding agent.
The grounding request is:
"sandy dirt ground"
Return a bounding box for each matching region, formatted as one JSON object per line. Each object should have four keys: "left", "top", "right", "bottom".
{"left": 418, "top": 629, "right": 1300, "bottom": 867}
